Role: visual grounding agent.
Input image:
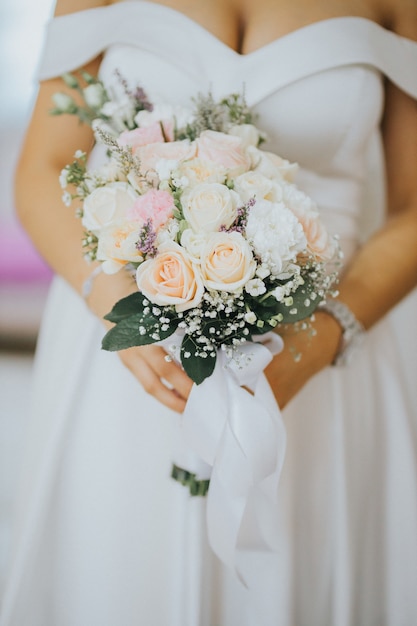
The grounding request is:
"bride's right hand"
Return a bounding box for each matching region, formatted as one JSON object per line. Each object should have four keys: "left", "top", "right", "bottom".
{"left": 117, "top": 343, "right": 193, "bottom": 413}
{"left": 87, "top": 267, "right": 193, "bottom": 413}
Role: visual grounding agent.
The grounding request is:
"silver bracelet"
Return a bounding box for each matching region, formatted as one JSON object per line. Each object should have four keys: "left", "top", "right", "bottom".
{"left": 319, "top": 299, "right": 365, "bottom": 366}
{"left": 82, "top": 265, "right": 103, "bottom": 301}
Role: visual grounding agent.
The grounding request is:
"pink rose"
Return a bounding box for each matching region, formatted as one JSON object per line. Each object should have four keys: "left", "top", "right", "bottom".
{"left": 118, "top": 120, "right": 174, "bottom": 150}
{"left": 136, "top": 242, "right": 204, "bottom": 312}
{"left": 196, "top": 130, "right": 251, "bottom": 176}
{"left": 128, "top": 189, "right": 175, "bottom": 230}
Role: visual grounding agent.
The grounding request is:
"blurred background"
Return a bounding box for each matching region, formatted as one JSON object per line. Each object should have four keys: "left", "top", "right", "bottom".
{"left": 0, "top": 0, "right": 54, "bottom": 592}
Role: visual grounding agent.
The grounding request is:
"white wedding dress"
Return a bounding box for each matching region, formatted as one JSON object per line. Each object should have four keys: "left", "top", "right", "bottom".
{"left": 1, "top": 3, "right": 417, "bottom": 625}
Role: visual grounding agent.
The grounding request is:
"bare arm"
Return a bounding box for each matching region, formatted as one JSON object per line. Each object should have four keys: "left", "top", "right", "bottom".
{"left": 265, "top": 1, "right": 417, "bottom": 407}
{"left": 15, "top": 0, "right": 193, "bottom": 412}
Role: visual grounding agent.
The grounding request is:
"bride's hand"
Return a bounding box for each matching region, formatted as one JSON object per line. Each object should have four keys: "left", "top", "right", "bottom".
{"left": 265, "top": 311, "right": 342, "bottom": 409}
{"left": 87, "top": 269, "right": 193, "bottom": 413}
{"left": 118, "top": 343, "right": 193, "bottom": 413}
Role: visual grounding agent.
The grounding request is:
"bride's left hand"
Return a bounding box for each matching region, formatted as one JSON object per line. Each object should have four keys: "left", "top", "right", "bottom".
{"left": 264, "top": 311, "right": 342, "bottom": 409}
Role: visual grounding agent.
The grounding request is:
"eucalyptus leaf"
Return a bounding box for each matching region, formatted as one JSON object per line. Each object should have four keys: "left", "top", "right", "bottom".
{"left": 102, "top": 313, "right": 177, "bottom": 351}
{"left": 103, "top": 293, "right": 145, "bottom": 323}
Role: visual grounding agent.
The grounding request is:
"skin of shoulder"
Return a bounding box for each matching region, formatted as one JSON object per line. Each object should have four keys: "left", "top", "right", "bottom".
{"left": 382, "top": 0, "right": 417, "bottom": 40}
{"left": 53, "top": 0, "right": 110, "bottom": 17}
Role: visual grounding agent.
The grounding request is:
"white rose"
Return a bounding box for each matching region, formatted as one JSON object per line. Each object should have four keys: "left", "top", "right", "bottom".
{"left": 82, "top": 182, "right": 137, "bottom": 234}
{"left": 156, "top": 218, "right": 180, "bottom": 245}
{"left": 180, "top": 228, "right": 208, "bottom": 262}
{"left": 96, "top": 221, "right": 143, "bottom": 274}
{"left": 95, "top": 160, "right": 127, "bottom": 183}
{"left": 228, "top": 124, "right": 261, "bottom": 148}
{"left": 155, "top": 159, "right": 180, "bottom": 182}
{"left": 248, "top": 146, "right": 299, "bottom": 182}
{"left": 181, "top": 182, "right": 239, "bottom": 233}
{"left": 234, "top": 171, "right": 283, "bottom": 204}
{"left": 246, "top": 199, "right": 306, "bottom": 276}
{"left": 101, "top": 97, "right": 136, "bottom": 130}
{"left": 200, "top": 231, "right": 256, "bottom": 292}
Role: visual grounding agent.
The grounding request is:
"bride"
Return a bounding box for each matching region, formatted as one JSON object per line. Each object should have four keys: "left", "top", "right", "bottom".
{"left": 1, "top": 0, "right": 417, "bottom": 624}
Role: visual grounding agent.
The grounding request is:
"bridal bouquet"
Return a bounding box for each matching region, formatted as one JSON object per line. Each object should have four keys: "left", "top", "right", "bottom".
{"left": 54, "top": 72, "right": 338, "bottom": 385}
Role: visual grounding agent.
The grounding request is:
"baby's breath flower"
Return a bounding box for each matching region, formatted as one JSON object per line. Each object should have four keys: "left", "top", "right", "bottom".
{"left": 62, "top": 191, "right": 72, "bottom": 206}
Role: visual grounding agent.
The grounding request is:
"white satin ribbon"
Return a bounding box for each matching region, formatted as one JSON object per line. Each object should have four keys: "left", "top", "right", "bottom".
{"left": 167, "top": 331, "right": 287, "bottom": 582}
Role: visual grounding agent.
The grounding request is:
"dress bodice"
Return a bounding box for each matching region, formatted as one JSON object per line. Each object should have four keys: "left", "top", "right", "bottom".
{"left": 38, "top": 1, "right": 417, "bottom": 262}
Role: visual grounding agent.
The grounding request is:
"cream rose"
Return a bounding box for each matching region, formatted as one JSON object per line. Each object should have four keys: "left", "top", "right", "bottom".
{"left": 96, "top": 221, "right": 143, "bottom": 274}
{"left": 95, "top": 160, "right": 128, "bottom": 183}
{"left": 228, "top": 124, "right": 261, "bottom": 149}
{"left": 181, "top": 182, "right": 239, "bottom": 233}
{"left": 234, "top": 171, "right": 283, "bottom": 204}
{"left": 82, "top": 182, "right": 138, "bottom": 234}
{"left": 196, "top": 130, "right": 251, "bottom": 176}
{"left": 248, "top": 146, "right": 298, "bottom": 182}
{"left": 200, "top": 231, "right": 256, "bottom": 292}
{"left": 136, "top": 242, "right": 204, "bottom": 312}
{"left": 135, "top": 140, "right": 196, "bottom": 174}
{"left": 177, "top": 158, "right": 226, "bottom": 186}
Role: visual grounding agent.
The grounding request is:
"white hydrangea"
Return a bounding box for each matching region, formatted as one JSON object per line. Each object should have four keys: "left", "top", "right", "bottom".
{"left": 246, "top": 199, "right": 306, "bottom": 276}
{"left": 280, "top": 180, "right": 318, "bottom": 214}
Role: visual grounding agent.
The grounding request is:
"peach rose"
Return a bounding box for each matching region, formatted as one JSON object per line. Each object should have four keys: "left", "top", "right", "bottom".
{"left": 136, "top": 242, "right": 204, "bottom": 312}
{"left": 296, "top": 210, "right": 336, "bottom": 261}
{"left": 200, "top": 231, "right": 256, "bottom": 292}
{"left": 281, "top": 182, "right": 336, "bottom": 261}
{"left": 196, "top": 130, "right": 251, "bottom": 176}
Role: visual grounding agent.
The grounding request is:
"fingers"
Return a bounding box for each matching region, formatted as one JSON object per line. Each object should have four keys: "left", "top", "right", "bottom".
{"left": 119, "top": 344, "right": 193, "bottom": 413}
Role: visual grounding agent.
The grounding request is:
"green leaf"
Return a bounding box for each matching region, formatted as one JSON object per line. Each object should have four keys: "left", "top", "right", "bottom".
{"left": 256, "top": 274, "right": 324, "bottom": 325}
{"left": 180, "top": 335, "right": 216, "bottom": 385}
{"left": 101, "top": 312, "right": 177, "bottom": 351}
{"left": 103, "top": 293, "right": 145, "bottom": 323}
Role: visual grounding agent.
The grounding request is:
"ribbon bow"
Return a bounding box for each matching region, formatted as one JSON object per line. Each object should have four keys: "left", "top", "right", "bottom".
{"left": 171, "top": 332, "right": 287, "bottom": 583}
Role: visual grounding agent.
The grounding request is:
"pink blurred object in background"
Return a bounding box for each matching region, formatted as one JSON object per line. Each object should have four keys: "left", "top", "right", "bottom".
{"left": 0, "top": 219, "right": 52, "bottom": 347}
{"left": 0, "top": 219, "right": 52, "bottom": 284}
